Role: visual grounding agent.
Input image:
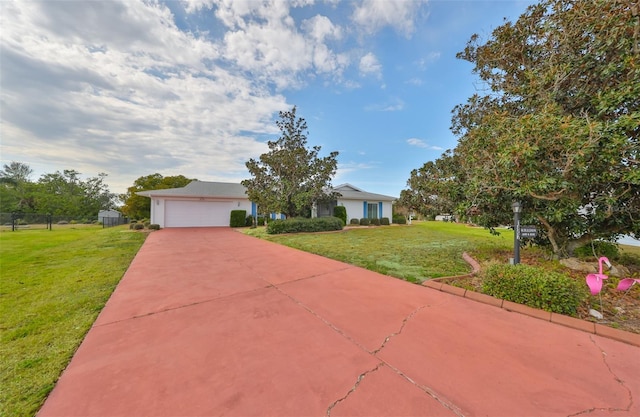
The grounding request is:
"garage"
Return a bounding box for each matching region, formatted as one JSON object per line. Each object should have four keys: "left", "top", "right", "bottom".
{"left": 165, "top": 200, "right": 234, "bottom": 227}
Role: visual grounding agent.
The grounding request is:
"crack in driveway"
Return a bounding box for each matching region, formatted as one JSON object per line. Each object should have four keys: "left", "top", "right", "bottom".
{"left": 372, "top": 305, "right": 427, "bottom": 354}
{"left": 382, "top": 362, "right": 466, "bottom": 417}
{"left": 566, "top": 336, "right": 634, "bottom": 416}
{"left": 326, "top": 362, "right": 383, "bottom": 416}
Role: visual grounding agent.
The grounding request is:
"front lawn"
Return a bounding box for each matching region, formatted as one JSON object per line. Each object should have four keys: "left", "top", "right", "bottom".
{"left": 245, "top": 221, "right": 514, "bottom": 282}
{"left": 0, "top": 225, "right": 147, "bottom": 417}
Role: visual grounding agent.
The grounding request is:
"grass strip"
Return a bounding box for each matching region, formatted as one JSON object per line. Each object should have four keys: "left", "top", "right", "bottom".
{"left": 0, "top": 225, "right": 147, "bottom": 417}
{"left": 246, "top": 221, "right": 514, "bottom": 282}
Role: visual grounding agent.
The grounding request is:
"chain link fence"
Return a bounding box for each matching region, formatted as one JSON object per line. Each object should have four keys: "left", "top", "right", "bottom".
{"left": 1, "top": 213, "right": 129, "bottom": 230}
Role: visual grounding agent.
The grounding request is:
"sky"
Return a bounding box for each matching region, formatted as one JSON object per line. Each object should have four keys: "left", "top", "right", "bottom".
{"left": 0, "top": 0, "right": 537, "bottom": 199}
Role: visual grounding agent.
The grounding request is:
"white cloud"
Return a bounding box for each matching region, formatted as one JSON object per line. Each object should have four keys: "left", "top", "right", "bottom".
{"left": 359, "top": 52, "right": 382, "bottom": 78}
{"left": 189, "top": 1, "right": 351, "bottom": 89}
{"left": 335, "top": 160, "right": 376, "bottom": 181}
{"left": 352, "top": 0, "right": 428, "bottom": 37}
{"left": 407, "top": 138, "right": 443, "bottom": 150}
{"left": 302, "top": 15, "right": 342, "bottom": 42}
{"left": 415, "top": 51, "right": 441, "bottom": 70}
{"left": 0, "top": 0, "right": 436, "bottom": 196}
{"left": 0, "top": 0, "right": 287, "bottom": 193}
{"left": 365, "top": 98, "right": 404, "bottom": 112}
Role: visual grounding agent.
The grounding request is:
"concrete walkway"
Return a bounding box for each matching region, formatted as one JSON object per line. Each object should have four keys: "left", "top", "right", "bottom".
{"left": 38, "top": 228, "right": 640, "bottom": 416}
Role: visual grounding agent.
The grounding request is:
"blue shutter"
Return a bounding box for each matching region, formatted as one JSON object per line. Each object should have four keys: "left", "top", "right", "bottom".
{"left": 378, "top": 202, "right": 383, "bottom": 218}
{"left": 363, "top": 201, "right": 367, "bottom": 218}
{"left": 251, "top": 202, "right": 257, "bottom": 217}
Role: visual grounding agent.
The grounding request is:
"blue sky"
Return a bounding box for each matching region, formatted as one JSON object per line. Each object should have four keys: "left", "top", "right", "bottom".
{"left": 1, "top": 0, "right": 536, "bottom": 198}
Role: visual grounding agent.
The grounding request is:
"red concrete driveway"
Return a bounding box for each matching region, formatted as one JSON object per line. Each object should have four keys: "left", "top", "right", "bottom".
{"left": 38, "top": 228, "right": 640, "bottom": 416}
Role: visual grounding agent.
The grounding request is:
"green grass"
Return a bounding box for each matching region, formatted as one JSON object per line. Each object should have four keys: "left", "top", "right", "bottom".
{"left": 0, "top": 225, "right": 147, "bottom": 417}
{"left": 245, "top": 222, "right": 514, "bottom": 282}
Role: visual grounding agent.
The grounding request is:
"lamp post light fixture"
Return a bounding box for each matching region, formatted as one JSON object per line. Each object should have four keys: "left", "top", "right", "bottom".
{"left": 512, "top": 201, "right": 522, "bottom": 265}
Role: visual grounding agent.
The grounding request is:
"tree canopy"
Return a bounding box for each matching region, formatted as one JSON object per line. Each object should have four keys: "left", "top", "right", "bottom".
{"left": 242, "top": 106, "right": 339, "bottom": 218}
{"left": 0, "top": 162, "right": 116, "bottom": 219}
{"left": 120, "top": 173, "right": 194, "bottom": 220}
{"left": 403, "top": 0, "right": 639, "bottom": 256}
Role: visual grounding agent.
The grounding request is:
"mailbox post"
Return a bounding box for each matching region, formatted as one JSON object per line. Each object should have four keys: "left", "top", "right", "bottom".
{"left": 512, "top": 201, "right": 522, "bottom": 265}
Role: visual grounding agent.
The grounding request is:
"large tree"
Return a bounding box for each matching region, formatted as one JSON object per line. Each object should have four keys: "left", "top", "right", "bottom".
{"left": 405, "top": 0, "right": 639, "bottom": 256}
{"left": 0, "top": 163, "right": 117, "bottom": 218}
{"left": 0, "top": 162, "right": 35, "bottom": 211}
{"left": 242, "top": 106, "right": 339, "bottom": 218}
{"left": 120, "top": 173, "right": 194, "bottom": 220}
{"left": 400, "top": 150, "right": 466, "bottom": 219}
{"left": 36, "top": 170, "right": 116, "bottom": 218}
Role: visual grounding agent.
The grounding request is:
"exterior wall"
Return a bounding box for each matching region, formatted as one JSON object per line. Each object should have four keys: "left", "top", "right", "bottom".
{"left": 150, "top": 197, "right": 252, "bottom": 228}
{"left": 338, "top": 200, "right": 364, "bottom": 223}
{"left": 98, "top": 210, "right": 121, "bottom": 221}
{"left": 337, "top": 199, "right": 393, "bottom": 223}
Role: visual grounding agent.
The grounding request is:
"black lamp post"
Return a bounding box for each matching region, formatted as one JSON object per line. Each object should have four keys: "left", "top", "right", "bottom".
{"left": 512, "top": 201, "right": 522, "bottom": 265}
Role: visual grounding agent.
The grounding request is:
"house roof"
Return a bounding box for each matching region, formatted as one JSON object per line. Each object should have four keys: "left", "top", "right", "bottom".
{"left": 137, "top": 181, "right": 248, "bottom": 198}
{"left": 333, "top": 183, "right": 396, "bottom": 201}
{"left": 137, "top": 181, "right": 396, "bottom": 201}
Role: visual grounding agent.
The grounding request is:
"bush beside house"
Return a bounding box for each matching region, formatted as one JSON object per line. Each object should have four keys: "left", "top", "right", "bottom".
{"left": 230, "top": 210, "right": 247, "bottom": 227}
{"left": 333, "top": 206, "right": 347, "bottom": 225}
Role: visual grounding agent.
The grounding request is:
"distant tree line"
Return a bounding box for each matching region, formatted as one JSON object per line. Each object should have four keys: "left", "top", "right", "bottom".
{"left": 0, "top": 162, "right": 117, "bottom": 220}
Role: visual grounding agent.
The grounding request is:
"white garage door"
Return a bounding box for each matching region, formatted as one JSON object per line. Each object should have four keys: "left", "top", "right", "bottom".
{"left": 165, "top": 200, "right": 233, "bottom": 227}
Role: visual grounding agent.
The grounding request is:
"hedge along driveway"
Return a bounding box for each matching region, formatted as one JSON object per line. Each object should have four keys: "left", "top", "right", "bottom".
{"left": 248, "top": 221, "right": 514, "bottom": 282}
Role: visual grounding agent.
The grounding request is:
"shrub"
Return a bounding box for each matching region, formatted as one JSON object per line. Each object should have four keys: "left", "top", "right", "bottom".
{"left": 360, "top": 218, "right": 370, "bottom": 226}
{"left": 69, "top": 220, "right": 78, "bottom": 224}
{"left": 333, "top": 206, "right": 347, "bottom": 225}
{"left": 229, "top": 210, "right": 247, "bottom": 227}
{"left": 133, "top": 223, "right": 145, "bottom": 230}
{"left": 349, "top": 218, "right": 360, "bottom": 225}
{"left": 149, "top": 224, "right": 161, "bottom": 230}
{"left": 574, "top": 241, "right": 619, "bottom": 260}
{"left": 143, "top": 221, "right": 151, "bottom": 228}
{"left": 245, "top": 215, "right": 255, "bottom": 227}
{"left": 392, "top": 215, "right": 406, "bottom": 224}
{"left": 482, "top": 264, "right": 587, "bottom": 316}
{"left": 266, "top": 217, "right": 343, "bottom": 234}
{"left": 370, "top": 218, "right": 380, "bottom": 226}
{"left": 380, "top": 217, "right": 390, "bottom": 225}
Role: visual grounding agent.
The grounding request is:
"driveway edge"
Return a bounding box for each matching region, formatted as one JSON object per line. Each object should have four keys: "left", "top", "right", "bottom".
{"left": 422, "top": 253, "right": 640, "bottom": 347}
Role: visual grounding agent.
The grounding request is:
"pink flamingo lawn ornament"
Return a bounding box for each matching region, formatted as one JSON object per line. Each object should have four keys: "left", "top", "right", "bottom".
{"left": 617, "top": 278, "right": 640, "bottom": 292}
{"left": 585, "top": 256, "right": 612, "bottom": 295}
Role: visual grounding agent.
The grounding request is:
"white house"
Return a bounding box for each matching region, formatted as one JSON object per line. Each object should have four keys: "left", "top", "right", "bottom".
{"left": 137, "top": 182, "right": 253, "bottom": 228}
{"left": 137, "top": 181, "right": 396, "bottom": 228}
{"left": 315, "top": 184, "right": 395, "bottom": 224}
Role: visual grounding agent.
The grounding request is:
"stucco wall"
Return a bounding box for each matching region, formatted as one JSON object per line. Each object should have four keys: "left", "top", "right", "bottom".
{"left": 338, "top": 199, "right": 393, "bottom": 223}
{"left": 151, "top": 197, "right": 252, "bottom": 228}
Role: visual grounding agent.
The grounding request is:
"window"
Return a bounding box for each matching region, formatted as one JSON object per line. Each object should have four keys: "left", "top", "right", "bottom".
{"left": 367, "top": 203, "right": 378, "bottom": 219}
